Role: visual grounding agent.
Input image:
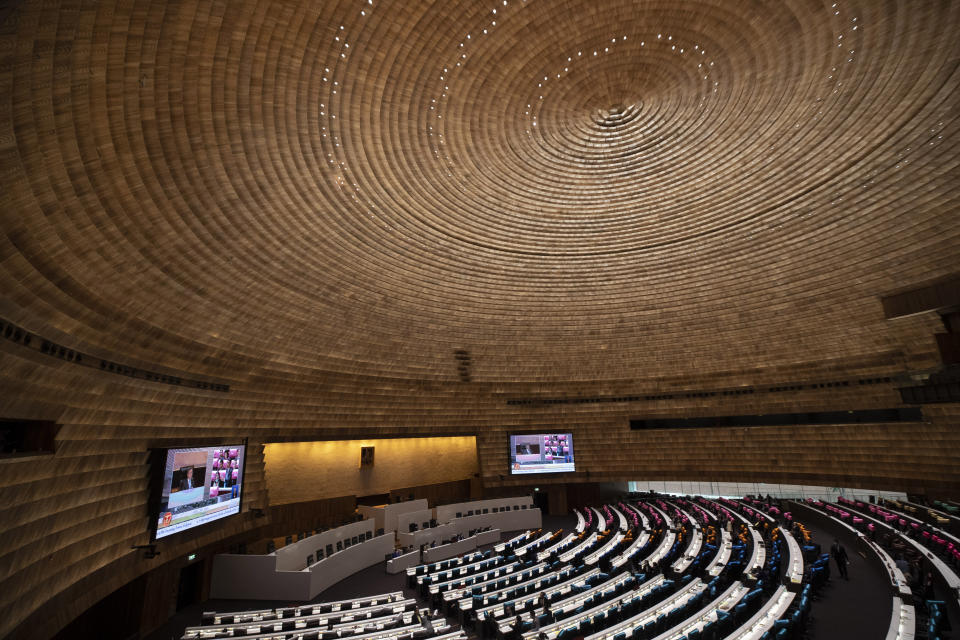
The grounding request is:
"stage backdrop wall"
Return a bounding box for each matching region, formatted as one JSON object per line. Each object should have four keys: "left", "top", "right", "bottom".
{"left": 264, "top": 437, "right": 479, "bottom": 505}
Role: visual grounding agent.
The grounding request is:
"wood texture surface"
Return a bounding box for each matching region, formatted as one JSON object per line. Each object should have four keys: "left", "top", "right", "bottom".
{"left": 263, "top": 437, "right": 478, "bottom": 505}
{"left": 1, "top": 0, "right": 959, "bottom": 637}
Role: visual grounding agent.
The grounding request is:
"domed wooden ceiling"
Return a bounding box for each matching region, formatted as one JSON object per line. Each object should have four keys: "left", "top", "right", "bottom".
{"left": 1, "top": 0, "right": 958, "bottom": 384}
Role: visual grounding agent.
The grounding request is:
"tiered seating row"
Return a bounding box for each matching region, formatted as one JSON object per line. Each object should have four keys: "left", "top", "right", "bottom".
{"left": 185, "top": 597, "right": 450, "bottom": 640}
{"left": 190, "top": 496, "right": 825, "bottom": 640}
{"left": 195, "top": 592, "right": 406, "bottom": 628}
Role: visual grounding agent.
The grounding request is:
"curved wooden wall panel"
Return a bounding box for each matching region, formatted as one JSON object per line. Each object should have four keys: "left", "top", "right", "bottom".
{"left": 263, "top": 437, "right": 479, "bottom": 505}
{"left": 1, "top": 0, "right": 959, "bottom": 637}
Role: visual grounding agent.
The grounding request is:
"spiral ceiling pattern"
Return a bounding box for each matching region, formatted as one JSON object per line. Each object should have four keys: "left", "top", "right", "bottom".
{"left": 1, "top": 0, "right": 958, "bottom": 384}
{"left": 1, "top": 4, "right": 960, "bottom": 637}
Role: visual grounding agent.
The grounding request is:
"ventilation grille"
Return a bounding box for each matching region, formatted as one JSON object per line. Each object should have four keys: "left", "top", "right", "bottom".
{"left": 454, "top": 349, "right": 472, "bottom": 382}
{"left": 631, "top": 407, "right": 922, "bottom": 430}
{"left": 1, "top": 317, "right": 230, "bottom": 392}
{"left": 506, "top": 376, "right": 893, "bottom": 406}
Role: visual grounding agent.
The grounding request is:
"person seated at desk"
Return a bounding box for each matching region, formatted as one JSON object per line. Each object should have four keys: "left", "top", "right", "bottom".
{"left": 895, "top": 554, "right": 910, "bottom": 575}
{"left": 759, "top": 565, "right": 772, "bottom": 585}
{"left": 416, "top": 610, "right": 435, "bottom": 634}
{"left": 179, "top": 467, "right": 196, "bottom": 490}
{"left": 230, "top": 461, "right": 240, "bottom": 498}
{"left": 511, "top": 615, "right": 525, "bottom": 640}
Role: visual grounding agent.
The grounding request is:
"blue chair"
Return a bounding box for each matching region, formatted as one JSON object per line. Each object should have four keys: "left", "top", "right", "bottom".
{"left": 734, "top": 603, "right": 747, "bottom": 620}
{"left": 700, "top": 620, "right": 715, "bottom": 637}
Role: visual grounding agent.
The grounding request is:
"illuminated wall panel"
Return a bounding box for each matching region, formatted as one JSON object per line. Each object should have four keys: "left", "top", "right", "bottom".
{"left": 264, "top": 437, "right": 479, "bottom": 505}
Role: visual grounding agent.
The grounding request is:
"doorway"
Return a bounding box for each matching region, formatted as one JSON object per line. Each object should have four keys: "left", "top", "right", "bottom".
{"left": 176, "top": 560, "right": 203, "bottom": 611}
{"left": 533, "top": 489, "right": 548, "bottom": 512}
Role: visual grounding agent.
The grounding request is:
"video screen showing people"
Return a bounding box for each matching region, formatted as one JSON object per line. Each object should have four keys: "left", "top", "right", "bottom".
{"left": 509, "top": 433, "right": 574, "bottom": 474}
{"left": 155, "top": 445, "right": 244, "bottom": 539}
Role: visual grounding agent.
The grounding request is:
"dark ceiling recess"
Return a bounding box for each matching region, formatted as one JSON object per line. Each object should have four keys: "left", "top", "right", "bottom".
{"left": 0, "top": 316, "right": 229, "bottom": 392}
{"left": 893, "top": 306, "right": 960, "bottom": 404}
{"left": 630, "top": 408, "right": 923, "bottom": 431}
{"left": 454, "top": 349, "right": 472, "bottom": 382}
{"left": 506, "top": 376, "right": 894, "bottom": 406}
{"left": 880, "top": 274, "right": 960, "bottom": 319}
{"left": 898, "top": 366, "right": 960, "bottom": 404}
{"left": 0, "top": 420, "right": 59, "bottom": 456}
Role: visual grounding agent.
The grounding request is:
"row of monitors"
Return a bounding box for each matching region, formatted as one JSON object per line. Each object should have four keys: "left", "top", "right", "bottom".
{"left": 408, "top": 503, "right": 531, "bottom": 532}
{"left": 455, "top": 504, "right": 530, "bottom": 518}
{"left": 266, "top": 529, "right": 383, "bottom": 556}
{"left": 409, "top": 519, "right": 438, "bottom": 532}
{"left": 305, "top": 530, "right": 375, "bottom": 566}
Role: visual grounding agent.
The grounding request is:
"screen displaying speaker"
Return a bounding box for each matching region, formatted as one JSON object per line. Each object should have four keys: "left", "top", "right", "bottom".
{"left": 509, "top": 433, "right": 575, "bottom": 474}
{"left": 153, "top": 444, "right": 245, "bottom": 539}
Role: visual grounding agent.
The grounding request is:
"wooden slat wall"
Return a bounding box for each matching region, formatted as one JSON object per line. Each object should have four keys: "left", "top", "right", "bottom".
{"left": 3, "top": 349, "right": 959, "bottom": 638}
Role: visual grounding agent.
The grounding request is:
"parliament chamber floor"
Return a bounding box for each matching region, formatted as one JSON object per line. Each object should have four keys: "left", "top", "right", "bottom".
{"left": 142, "top": 495, "right": 960, "bottom": 640}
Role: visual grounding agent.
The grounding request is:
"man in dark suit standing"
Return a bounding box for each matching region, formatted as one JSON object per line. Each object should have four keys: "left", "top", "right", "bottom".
{"left": 831, "top": 538, "right": 850, "bottom": 580}
{"left": 179, "top": 467, "right": 195, "bottom": 490}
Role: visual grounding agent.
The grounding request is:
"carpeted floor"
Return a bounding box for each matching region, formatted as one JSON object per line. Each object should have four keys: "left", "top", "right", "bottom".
{"left": 796, "top": 520, "right": 890, "bottom": 640}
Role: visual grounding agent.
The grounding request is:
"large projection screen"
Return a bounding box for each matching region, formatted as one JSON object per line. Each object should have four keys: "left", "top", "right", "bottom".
{"left": 153, "top": 445, "right": 245, "bottom": 539}
{"left": 509, "top": 433, "right": 574, "bottom": 475}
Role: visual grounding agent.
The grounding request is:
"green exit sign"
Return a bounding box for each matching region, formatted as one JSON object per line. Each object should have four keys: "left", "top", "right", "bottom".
{"left": 187, "top": 553, "right": 197, "bottom": 562}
